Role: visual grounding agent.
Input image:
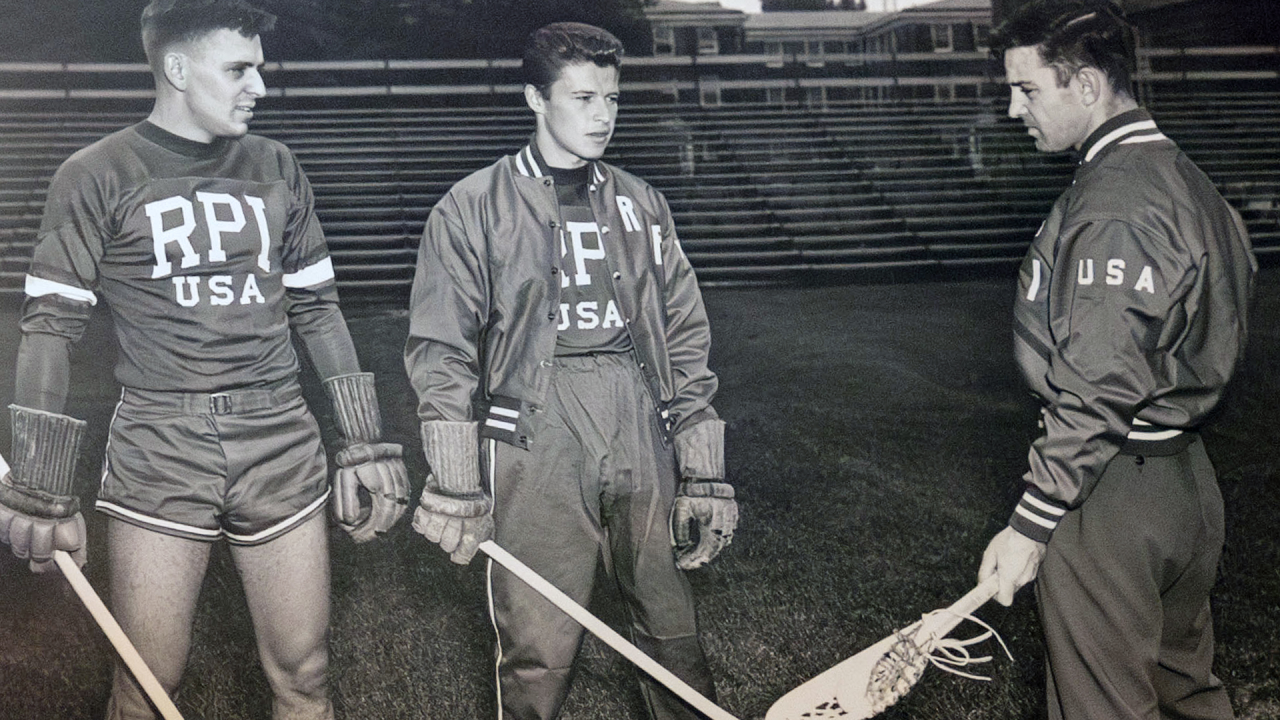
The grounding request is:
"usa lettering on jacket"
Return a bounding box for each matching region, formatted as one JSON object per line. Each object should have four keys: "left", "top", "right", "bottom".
{"left": 1075, "top": 258, "right": 1157, "bottom": 293}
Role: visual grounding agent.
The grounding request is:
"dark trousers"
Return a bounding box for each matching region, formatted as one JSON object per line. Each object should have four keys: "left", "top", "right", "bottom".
{"left": 484, "top": 353, "right": 714, "bottom": 720}
{"left": 1037, "top": 437, "right": 1234, "bottom": 720}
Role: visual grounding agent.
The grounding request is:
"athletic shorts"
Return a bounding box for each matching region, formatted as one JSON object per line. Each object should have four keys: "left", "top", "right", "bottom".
{"left": 96, "top": 380, "right": 329, "bottom": 545}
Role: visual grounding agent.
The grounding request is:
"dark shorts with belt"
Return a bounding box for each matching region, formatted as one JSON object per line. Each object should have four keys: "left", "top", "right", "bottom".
{"left": 96, "top": 380, "right": 329, "bottom": 545}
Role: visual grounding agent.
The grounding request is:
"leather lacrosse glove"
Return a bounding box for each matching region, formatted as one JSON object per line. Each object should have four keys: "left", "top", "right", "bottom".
{"left": 671, "top": 418, "right": 738, "bottom": 571}
{"left": 0, "top": 405, "right": 88, "bottom": 574}
{"left": 325, "top": 373, "right": 410, "bottom": 543}
{"left": 412, "top": 420, "right": 492, "bottom": 564}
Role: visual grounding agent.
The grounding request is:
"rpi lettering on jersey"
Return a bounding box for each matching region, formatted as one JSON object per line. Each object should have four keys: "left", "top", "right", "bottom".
{"left": 557, "top": 220, "right": 625, "bottom": 332}
{"left": 1077, "top": 258, "right": 1156, "bottom": 294}
{"left": 145, "top": 192, "right": 272, "bottom": 306}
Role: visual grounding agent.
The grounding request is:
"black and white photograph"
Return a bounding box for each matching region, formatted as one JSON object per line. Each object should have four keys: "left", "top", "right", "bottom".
{"left": 1, "top": 1, "right": 1277, "bottom": 718}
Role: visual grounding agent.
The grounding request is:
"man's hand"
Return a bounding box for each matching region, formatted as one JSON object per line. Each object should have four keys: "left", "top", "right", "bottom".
{"left": 413, "top": 486, "right": 493, "bottom": 564}
{"left": 2, "top": 406, "right": 88, "bottom": 573}
{"left": 979, "top": 525, "right": 1047, "bottom": 606}
{"left": 0, "top": 501, "right": 86, "bottom": 573}
{"left": 412, "top": 420, "right": 490, "bottom": 564}
{"left": 332, "top": 442, "right": 410, "bottom": 543}
{"left": 324, "top": 373, "right": 409, "bottom": 542}
{"left": 671, "top": 481, "right": 737, "bottom": 570}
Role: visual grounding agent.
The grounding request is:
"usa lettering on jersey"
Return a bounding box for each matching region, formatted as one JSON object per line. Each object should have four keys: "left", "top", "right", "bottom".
{"left": 557, "top": 220, "right": 625, "bottom": 331}
{"left": 147, "top": 191, "right": 272, "bottom": 307}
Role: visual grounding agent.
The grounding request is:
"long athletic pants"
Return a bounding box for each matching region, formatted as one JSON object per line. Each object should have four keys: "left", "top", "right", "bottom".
{"left": 1036, "top": 436, "right": 1235, "bottom": 720}
{"left": 484, "top": 353, "right": 715, "bottom": 720}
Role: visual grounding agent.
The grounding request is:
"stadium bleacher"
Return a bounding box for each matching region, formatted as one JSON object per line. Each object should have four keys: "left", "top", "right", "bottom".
{"left": 1, "top": 94, "right": 1277, "bottom": 294}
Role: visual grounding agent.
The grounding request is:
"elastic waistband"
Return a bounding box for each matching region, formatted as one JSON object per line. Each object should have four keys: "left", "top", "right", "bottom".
{"left": 120, "top": 380, "right": 303, "bottom": 416}
{"left": 1119, "top": 421, "right": 1195, "bottom": 456}
{"left": 548, "top": 351, "right": 634, "bottom": 371}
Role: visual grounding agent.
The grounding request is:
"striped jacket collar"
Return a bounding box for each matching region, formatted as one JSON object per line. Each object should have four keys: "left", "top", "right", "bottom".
{"left": 513, "top": 138, "right": 607, "bottom": 184}
{"left": 1079, "top": 108, "right": 1169, "bottom": 165}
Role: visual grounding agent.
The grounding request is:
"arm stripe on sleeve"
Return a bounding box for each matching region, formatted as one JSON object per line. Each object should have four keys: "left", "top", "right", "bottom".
{"left": 282, "top": 257, "right": 334, "bottom": 288}
{"left": 25, "top": 275, "right": 97, "bottom": 305}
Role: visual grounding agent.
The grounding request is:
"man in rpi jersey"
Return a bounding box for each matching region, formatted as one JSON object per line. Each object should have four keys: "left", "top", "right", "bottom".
{"left": 404, "top": 22, "right": 739, "bottom": 720}
{"left": 0, "top": 1, "right": 408, "bottom": 718}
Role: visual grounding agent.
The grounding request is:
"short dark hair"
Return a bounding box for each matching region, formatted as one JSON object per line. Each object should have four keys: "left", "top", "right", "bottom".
{"left": 141, "top": 0, "right": 277, "bottom": 71}
{"left": 990, "top": 0, "right": 1135, "bottom": 96}
{"left": 523, "top": 22, "right": 624, "bottom": 97}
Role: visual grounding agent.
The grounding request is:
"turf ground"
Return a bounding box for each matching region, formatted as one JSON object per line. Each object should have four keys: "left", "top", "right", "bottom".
{"left": 1, "top": 268, "right": 1278, "bottom": 720}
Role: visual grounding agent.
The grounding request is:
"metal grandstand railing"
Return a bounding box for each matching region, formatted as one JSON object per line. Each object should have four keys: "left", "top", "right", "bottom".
{"left": 1, "top": 49, "right": 1278, "bottom": 293}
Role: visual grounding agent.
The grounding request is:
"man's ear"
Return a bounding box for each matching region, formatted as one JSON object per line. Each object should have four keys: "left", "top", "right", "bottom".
{"left": 524, "top": 83, "right": 545, "bottom": 115}
{"left": 162, "top": 52, "right": 188, "bottom": 91}
{"left": 1075, "top": 66, "right": 1104, "bottom": 107}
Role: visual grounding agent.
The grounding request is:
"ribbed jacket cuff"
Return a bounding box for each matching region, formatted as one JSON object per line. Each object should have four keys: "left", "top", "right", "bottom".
{"left": 1008, "top": 485, "right": 1067, "bottom": 544}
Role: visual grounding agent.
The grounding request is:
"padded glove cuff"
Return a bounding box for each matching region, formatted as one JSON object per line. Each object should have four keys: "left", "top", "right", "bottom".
{"left": 421, "top": 420, "right": 481, "bottom": 496}
{"left": 323, "top": 372, "right": 383, "bottom": 445}
{"left": 9, "top": 404, "right": 85, "bottom": 500}
{"left": 674, "top": 418, "right": 725, "bottom": 480}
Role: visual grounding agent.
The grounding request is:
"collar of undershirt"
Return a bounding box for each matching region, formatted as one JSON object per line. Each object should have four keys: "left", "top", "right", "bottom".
{"left": 135, "top": 121, "right": 231, "bottom": 159}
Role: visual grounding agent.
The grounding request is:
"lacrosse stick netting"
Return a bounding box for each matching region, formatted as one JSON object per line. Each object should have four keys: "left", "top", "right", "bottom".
{"left": 765, "top": 575, "right": 1007, "bottom": 720}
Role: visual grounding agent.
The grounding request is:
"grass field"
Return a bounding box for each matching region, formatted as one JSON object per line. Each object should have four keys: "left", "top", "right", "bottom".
{"left": 1, "top": 268, "right": 1278, "bottom": 720}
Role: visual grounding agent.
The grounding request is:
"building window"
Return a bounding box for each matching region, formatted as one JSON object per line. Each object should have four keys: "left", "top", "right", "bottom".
{"left": 697, "top": 26, "right": 719, "bottom": 55}
{"left": 653, "top": 25, "right": 675, "bottom": 55}
{"left": 931, "top": 24, "right": 953, "bottom": 52}
{"left": 975, "top": 24, "right": 991, "bottom": 51}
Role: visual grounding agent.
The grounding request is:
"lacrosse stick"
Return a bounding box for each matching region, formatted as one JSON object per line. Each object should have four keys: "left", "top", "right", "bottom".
{"left": 765, "top": 574, "right": 1006, "bottom": 720}
{"left": 479, "top": 540, "right": 739, "bottom": 720}
{"left": 2, "top": 450, "right": 183, "bottom": 720}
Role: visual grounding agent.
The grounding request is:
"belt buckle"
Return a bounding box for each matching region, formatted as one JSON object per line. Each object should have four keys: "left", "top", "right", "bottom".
{"left": 210, "top": 394, "right": 233, "bottom": 415}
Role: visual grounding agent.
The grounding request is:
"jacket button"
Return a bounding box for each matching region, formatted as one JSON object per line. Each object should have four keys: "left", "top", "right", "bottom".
{"left": 589, "top": 185, "right": 597, "bottom": 192}
{"left": 544, "top": 179, "right": 553, "bottom": 186}
{"left": 547, "top": 312, "right": 556, "bottom": 320}
{"left": 549, "top": 220, "right": 558, "bottom": 228}
{"left": 639, "top": 362, "right": 646, "bottom": 369}
{"left": 601, "top": 226, "right": 610, "bottom": 234}
{"left": 612, "top": 272, "right": 621, "bottom": 280}
{"left": 551, "top": 267, "right": 559, "bottom": 274}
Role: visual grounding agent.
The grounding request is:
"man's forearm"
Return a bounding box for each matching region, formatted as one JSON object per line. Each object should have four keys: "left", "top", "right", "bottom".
{"left": 14, "top": 333, "right": 73, "bottom": 413}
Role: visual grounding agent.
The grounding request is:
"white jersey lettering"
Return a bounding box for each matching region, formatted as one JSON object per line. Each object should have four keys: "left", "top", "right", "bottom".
{"left": 576, "top": 301, "right": 600, "bottom": 329}
{"left": 209, "top": 275, "right": 236, "bottom": 306}
{"left": 601, "top": 300, "right": 624, "bottom": 328}
{"left": 172, "top": 276, "right": 200, "bottom": 307}
{"left": 195, "top": 191, "right": 245, "bottom": 264}
{"left": 240, "top": 273, "right": 265, "bottom": 304}
{"left": 244, "top": 195, "right": 271, "bottom": 272}
{"left": 615, "top": 195, "right": 640, "bottom": 232}
{"left": 148, "top": 196, "right": 199, "bottom": 279}
{"left": 566, "top": 221, "right": 604, "bottom": 286}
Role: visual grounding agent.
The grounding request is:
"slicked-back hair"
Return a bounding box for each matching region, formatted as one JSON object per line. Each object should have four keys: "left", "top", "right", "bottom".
{"left": 141, "top": 0, "right": 276, "bottom": 72}
{"left": 990, "top": 0, "right": 1135, "bottom": 97}
{"left": 523, "top": 22, "right": 624, "bottom": 98}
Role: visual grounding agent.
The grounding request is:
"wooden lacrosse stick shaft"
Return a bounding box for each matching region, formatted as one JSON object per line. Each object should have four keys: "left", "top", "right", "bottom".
{"left": 917, "top": 574, "right": 1000, "bottom": 640}
{"left": 53, "top": 550, "right": 185, "bottom": 720}
{"left": 479, "top": 540, "right": 739, "bottom": 720}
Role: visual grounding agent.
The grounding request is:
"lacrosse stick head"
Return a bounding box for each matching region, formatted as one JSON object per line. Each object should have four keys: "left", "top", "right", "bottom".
{"left": 864, "top": 620, "right": 932, "bottom": 715}
{"left": 765, "top": 577, "right": 1003, "bottom": 720}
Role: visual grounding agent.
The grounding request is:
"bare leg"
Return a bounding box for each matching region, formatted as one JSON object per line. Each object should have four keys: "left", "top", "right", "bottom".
{"left": 230, "top": 512, "right": 334, "bottom": 720}
{"left": 105, "top": 519, "right": 212, "bottom": 720}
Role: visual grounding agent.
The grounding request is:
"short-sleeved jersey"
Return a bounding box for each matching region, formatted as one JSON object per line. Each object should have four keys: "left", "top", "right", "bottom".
{"left": 22, "top": 121, "right": 335, "bottom": 392}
